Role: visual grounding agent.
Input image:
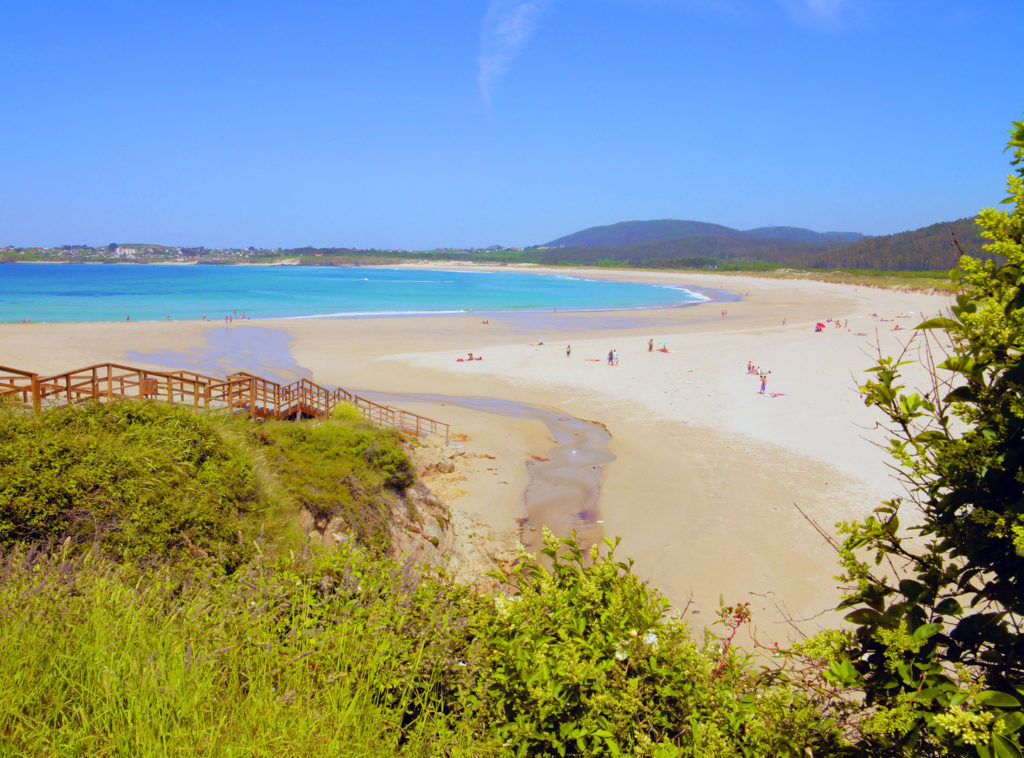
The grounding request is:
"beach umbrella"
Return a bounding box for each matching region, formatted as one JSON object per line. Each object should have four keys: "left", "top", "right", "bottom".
{"left": 816, "top": 322, "right": 826, "bottom": 329}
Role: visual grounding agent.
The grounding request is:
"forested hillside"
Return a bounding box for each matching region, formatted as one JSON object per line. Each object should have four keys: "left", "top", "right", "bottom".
{"left": 793, "top": 217, "right": 986, "bottom": 270}
{"left": 534, "top": 217, "right": 987, "bottom": 271}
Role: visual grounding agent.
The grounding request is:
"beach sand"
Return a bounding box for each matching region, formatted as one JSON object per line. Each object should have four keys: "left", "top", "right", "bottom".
{"left": 0, "top": 268, "right": 952, "bottom": 640}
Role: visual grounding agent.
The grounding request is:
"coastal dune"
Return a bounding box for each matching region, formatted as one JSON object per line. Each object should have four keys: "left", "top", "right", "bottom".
{"left": 0, "top": 268, "right": 951, "bottom": 639}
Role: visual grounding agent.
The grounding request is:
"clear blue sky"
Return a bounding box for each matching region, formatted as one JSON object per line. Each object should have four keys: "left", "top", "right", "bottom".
{"left": 1, "top": 1, "right": 1021, "bottom": 249}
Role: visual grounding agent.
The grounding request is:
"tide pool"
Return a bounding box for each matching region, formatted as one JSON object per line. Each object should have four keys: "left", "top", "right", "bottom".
{"left": 0, "top": 264, "right": 705, "bottom": 323}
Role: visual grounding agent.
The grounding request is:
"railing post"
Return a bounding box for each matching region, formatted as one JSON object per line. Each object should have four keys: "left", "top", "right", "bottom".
{"left": 249, "top": 378, "right": 256, "bottom": 418}
{"left": 30, "top": 373, "right": 40, "bottom": 413}
{"left": 106, "top": 365, "right": 112, "bottom": 401}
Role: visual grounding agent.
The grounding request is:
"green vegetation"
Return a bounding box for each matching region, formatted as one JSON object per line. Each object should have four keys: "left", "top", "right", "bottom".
{"left": 0, "top": 542, "right": 485, "bottom": 756}
{"left": 0, "top": 401, "right": 255, "bottom": 566}
{"left": 248, "top": 419, "right": 414, "bottom": 550}
{"left": 808, "top": 114, "right": 1024, "bottom": 755}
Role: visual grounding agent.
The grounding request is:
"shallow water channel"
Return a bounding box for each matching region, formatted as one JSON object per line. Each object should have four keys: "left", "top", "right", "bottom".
{"left": 363, "top": 392, "right": 615, "bottom": 553}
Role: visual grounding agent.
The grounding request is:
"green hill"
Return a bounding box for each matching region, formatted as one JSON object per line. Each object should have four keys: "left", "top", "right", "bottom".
{"left": 546, "top": 219, "right": 864, "bottom": 249}
{"left": 794, "top": 216, "right": 987, "bottom": 270}
{"left": 546, "top": 219, "right": 745, "bottom": 248}
{"left": 537, "top": 217, "right": 987, "bottom": 271}
{"left": 744, "top": 226, "right": 864, "bottom": 244}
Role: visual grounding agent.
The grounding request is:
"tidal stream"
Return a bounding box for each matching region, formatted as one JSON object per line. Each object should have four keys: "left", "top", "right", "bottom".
{"left": 363, "top": 392, "right": 615, "bottom": 553}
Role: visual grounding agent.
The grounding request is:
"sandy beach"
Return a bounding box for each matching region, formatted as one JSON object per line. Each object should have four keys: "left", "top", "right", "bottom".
{"left": 0, "top": 267, "right": 952, "bottom": 640}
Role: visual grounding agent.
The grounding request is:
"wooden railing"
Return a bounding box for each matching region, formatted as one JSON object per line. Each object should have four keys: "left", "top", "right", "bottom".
{"left": 0, "top": 365, "right": 40, "bottom": 412}
{"left": 0, "top": 363, "right": 449, "bottom": 443}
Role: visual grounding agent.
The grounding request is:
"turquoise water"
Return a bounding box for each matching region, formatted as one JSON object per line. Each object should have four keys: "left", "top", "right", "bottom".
{"left": 0, "top": 264, "right": 704, "bottom": 323}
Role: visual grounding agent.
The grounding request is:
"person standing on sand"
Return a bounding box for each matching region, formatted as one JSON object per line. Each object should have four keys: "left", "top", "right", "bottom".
{"left": 607, "top": 349, "right": 613, "bottom": 366}
{"left": 612, "top": 349, "right": 619, "bottom": 366}
{"left": 759, "top": 374, "right": 767, "bottom": 394}
{"left": 566, "top": 344, "right": 571, "bottom": 357}
{"left": 648, "top": 338, "right": 654, "bottom": 352}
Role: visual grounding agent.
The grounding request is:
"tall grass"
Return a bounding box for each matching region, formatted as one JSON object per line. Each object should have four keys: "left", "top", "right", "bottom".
{"left": 0, "top": 543, "right": 490, "bottom": 756}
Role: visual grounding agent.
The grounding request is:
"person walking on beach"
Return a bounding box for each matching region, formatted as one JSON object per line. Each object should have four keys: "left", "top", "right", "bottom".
{"left": 612, "top": 349, "right": 619, "bottom": 366}
{"left": 759, "top": 373, "right": 767, "bottom": 395}
{"left": 648, "top": 338, "right": 654, "bottom": 352}
{"left": 607, "top": 349, "right": 613, "bottom": 366}
{"left": 566, "top": 344, "right": 571, "bottom": 357}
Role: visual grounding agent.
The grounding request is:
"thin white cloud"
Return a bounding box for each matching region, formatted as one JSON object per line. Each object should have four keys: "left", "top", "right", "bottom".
{"left": 477, "top": 0, "right": 555, "bottom": 105}
{"left": 777, "top": 0, "right": 856, "bottom": 27}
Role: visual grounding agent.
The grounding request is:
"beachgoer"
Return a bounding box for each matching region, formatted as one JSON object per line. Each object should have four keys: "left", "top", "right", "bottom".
{"left": 613, "top": 349, "right": 619, "bottom": 366}
{"left": 607, "top": 350, "right": 613, "bottom": 366}
{"left": 759, "top": 374, "right": 766, "bottom": 394}
{"left": 648, "top": 338, "right": 654, "bottom": 352}
{"left": 566, "top": 345, "right": 571, "bottom": 357}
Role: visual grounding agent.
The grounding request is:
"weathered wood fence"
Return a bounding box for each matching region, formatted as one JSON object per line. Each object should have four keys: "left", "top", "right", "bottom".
{"left": 0, "top": 362, "right": 448, "bottom": 443}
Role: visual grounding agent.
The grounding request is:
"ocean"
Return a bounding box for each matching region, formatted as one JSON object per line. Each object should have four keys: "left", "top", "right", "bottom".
{"left": 0, "top": 264, "right": 705, "bottom": 323}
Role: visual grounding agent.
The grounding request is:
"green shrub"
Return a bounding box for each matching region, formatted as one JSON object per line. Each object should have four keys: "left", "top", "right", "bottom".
{"left": 0, "top": 401, "right": 255, "bottom": 566}
{"left": 818, "top": 114, "right": 1024, "bottom": 757}
{"left": 462, "top": 529, "right": 843, "bottom": 756}
{"left": 330, "top": 400, "right": 365, "bottom": 424}
{"left": 248, "top": 418, "right": 415, "bottom": 550}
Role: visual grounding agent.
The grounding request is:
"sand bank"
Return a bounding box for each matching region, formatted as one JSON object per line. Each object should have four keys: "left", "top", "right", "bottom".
{"left": 0, "top": 268, "right": 952, "bottom": 640}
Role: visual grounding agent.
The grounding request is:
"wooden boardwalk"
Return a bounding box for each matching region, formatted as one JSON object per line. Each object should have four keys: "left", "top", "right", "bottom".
{"left": 0, "top": 362, "right": 448, "bottom": 443}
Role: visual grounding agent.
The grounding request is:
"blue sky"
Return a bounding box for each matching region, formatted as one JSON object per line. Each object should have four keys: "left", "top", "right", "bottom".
{"left": 1, "top": 1, "right": 1021, "bottom": 249}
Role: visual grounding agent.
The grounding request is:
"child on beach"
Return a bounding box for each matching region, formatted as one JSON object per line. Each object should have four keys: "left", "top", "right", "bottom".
{"left": 759, "top": 374, "right": 767, "bottom": 394}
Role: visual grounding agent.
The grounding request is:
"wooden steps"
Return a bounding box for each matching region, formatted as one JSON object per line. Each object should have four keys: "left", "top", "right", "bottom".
{"left": 0, "top": 362, "right": 448, "bottom": 443}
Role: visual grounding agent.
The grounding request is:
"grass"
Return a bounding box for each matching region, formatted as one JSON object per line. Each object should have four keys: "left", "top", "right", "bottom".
{"left": 0, "top": 544, "right": 488, "bottom": 756}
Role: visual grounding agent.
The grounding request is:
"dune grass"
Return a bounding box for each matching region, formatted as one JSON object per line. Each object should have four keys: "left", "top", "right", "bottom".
{"left": 0, "top": 543, "right": 488, "bottom": 756}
